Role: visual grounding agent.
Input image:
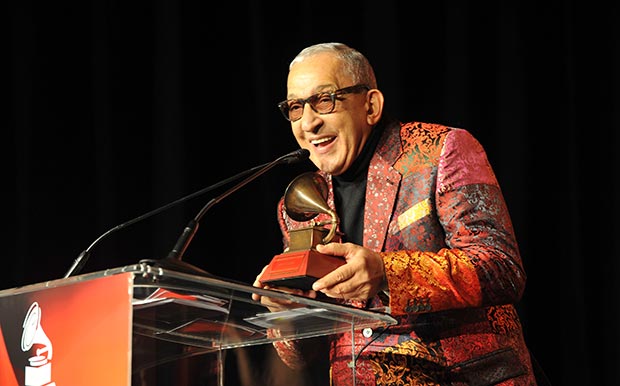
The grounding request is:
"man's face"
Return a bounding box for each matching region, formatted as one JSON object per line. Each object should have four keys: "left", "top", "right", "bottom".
{"left": 285, "top": 53, "right": 373, "bottom": 176}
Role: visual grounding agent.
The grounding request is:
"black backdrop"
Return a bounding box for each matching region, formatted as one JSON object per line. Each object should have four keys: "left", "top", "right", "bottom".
{"left": 7, "top": 1, "right": 620, "bottom": 385}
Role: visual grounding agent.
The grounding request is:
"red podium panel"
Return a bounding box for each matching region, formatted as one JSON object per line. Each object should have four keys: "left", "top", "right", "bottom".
{"left": 0, "top": 273, "right": 133, "bottom": 386}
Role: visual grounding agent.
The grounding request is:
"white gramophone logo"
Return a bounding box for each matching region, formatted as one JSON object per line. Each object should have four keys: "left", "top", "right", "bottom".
{"left": 21, "top": 302, "right": 56, "bottom": 386}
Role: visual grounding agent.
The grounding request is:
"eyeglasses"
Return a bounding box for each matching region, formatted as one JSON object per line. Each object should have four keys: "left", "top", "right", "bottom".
{"left": 277, "top": 84, "right": 370, "bottom": 122}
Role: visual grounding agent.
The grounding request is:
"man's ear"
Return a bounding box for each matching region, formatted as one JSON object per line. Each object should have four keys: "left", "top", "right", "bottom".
{"left": 366, "top": 89, "right": 384, "bottom": 125}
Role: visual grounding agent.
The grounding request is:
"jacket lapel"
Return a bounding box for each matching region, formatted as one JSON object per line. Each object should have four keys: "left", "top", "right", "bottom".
{"left": 363, "top": 121, "right": 402, "bottom": 251}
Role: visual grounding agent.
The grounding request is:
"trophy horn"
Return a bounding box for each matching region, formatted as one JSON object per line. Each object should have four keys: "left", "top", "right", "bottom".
{"left": 283, "top": 172, "right": 339, "bottom": 243}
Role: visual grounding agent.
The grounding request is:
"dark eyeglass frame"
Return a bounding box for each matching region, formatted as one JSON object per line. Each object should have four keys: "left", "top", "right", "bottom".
{"left": 277, "top": 84, "right": 370, "bottom": 122}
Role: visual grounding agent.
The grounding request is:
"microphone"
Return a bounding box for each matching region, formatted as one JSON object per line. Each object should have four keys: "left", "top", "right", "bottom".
{"left": 63, "top": 148, "right": 310, "bottom": 278}
{"left": 141, "top": 148, "right": 310, "bottom": 275}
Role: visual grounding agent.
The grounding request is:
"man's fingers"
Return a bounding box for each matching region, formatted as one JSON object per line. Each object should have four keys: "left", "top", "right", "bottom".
{"left": 316, "top": 242, "right": 347, "bottom": 257}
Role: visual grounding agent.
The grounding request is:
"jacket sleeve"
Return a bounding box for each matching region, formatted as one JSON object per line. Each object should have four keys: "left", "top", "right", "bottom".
{"left": 384, "top": 128, "right": 526, "bottom": 315}
{"left": 268, "top": 329, "right": 328, "bottom": 370}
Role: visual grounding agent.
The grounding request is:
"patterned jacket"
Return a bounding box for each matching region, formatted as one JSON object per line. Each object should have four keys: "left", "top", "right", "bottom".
{"left": 272, "top": 119, "right": 537, "bottom": 385}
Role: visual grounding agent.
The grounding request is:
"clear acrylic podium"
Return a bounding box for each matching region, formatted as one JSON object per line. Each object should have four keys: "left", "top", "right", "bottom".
{"left": 0, "top": 262, "right": 397, "bottom": 385}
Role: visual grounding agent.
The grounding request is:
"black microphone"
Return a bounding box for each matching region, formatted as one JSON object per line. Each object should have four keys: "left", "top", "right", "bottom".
{"left": 141, "top": 148, "right": 310, "bottom": 275}
{"left": 63, "top": 148, "right": 310, "bottom": 278}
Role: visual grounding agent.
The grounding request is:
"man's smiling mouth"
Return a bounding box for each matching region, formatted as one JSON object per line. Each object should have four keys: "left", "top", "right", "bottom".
{"left": 311, "top": 137, "right": 335, "bottom": 147}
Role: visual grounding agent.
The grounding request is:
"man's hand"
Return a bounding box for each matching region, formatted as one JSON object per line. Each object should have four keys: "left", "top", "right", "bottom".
{"left": 252, "top": 265, "right": 317, "bottom": 312}
{"left": 311, "top": 242, "right": 386, "bottom": 301}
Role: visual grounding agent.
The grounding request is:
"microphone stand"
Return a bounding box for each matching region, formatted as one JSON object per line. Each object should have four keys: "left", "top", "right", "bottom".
{"left": 64, "top": 164, "right": 266, "bottom": 278}
{"left": 64, "top": 149, "right": 309, "bottom": 278}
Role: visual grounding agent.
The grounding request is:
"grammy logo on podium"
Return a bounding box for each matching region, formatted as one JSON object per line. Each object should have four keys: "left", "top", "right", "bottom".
{"left": 260, "top": 172, "right": 345, "bottom": 290}
{"left": 21, "top": 302, "right": 56, "bottom": 386}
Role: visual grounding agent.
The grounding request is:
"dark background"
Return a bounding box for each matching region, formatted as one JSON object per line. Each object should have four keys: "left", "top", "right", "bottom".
{"left": 7, "top": 1, "right": 619, "bottom": 385}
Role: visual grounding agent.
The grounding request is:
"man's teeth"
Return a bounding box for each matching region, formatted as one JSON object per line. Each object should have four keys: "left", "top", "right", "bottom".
{"left": 311, "top": 137, "right": 334, "bottom": 145}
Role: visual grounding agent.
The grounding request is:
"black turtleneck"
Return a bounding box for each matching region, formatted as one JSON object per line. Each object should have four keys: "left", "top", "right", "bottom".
{"left": 332, "top": 123, "right": 385, "bottom": 245}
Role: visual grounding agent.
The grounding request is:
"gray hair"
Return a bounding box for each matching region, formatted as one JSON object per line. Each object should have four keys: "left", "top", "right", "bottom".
{"left": 290, "top": 42, "right": 377, "bottom": 88}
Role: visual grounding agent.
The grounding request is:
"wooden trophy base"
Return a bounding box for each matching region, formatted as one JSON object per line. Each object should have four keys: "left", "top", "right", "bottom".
{"left": 259, "top": 249, "right": 345, "bottom": 290}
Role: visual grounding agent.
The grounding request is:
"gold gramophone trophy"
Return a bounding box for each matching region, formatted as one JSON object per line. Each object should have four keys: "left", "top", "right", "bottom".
{"left": 259, "top": 172, "right": 345, "bottom": 290}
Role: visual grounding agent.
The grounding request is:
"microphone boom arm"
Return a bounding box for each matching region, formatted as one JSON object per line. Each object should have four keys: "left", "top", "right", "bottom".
{"left": 166, "top": 149, "right": 309, "bottom": 261}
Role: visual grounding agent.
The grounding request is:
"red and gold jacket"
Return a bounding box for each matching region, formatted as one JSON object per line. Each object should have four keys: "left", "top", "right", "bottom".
{"left": 272, "top": 120, "right": 537, "bottom": 385}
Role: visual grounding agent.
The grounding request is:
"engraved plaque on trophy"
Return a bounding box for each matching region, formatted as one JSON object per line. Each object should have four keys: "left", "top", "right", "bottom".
{"left": 259, "top": 172, "right": 345, "bottom": 290}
